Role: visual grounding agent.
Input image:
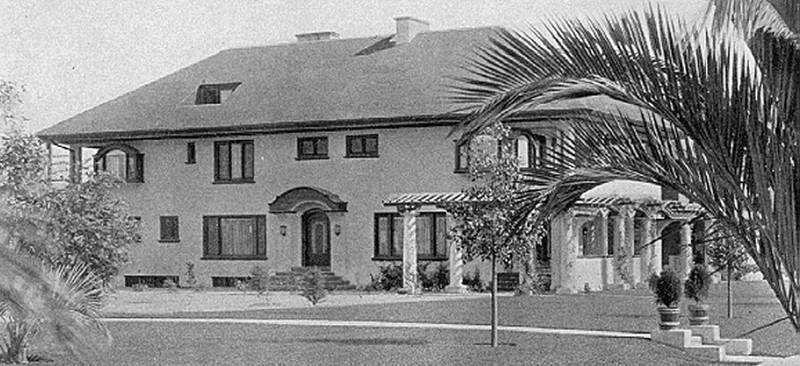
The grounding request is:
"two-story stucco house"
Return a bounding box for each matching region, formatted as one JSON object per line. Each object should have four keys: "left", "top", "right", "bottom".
{"left": 38, "top": 17, "right": 707, "bottom": 293}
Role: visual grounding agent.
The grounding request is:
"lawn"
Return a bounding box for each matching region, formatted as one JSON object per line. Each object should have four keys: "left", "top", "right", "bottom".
{"left": 32, "top": 280, "right": 797, "bottom": 364}
{"left": 40, "top": 323, "right": 725, "bottom": 365}
{"left": 115, "top": 281, "right": 797, "bottom": 357}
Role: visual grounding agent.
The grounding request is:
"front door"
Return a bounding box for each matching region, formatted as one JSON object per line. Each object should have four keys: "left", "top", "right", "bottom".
{"left": 303, "top": 210, "right": 330, "bottom": 267}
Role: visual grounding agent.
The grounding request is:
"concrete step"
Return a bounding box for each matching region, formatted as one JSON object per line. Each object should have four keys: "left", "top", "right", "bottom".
{"left": 685, "top": 344, "right": 726, "bottom": 361}
{"left": 690, "top": 325, "right": 752, "bottom": 355}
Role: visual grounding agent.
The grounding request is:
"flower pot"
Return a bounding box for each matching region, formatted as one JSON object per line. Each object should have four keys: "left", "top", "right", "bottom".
{"left": 657, "top": 306, "right": 681, "bottom": 330}
{"left": 688, "top": 304, "right": 710, "bottom": 326}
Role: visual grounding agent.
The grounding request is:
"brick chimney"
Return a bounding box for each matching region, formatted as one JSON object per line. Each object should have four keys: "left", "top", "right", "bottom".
{"left": 295, "top": 31, "right": 340, "bottom": 42}
{"left": 394, "top": 17, "right": 429, "bottom": 44}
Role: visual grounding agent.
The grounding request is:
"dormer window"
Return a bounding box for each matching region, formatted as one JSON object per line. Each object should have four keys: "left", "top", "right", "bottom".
{"left": 195, "top": 83, "right": 240, "bottom": 105}
{"left": 94, "top": 143, "right": 144, "bottom": 183}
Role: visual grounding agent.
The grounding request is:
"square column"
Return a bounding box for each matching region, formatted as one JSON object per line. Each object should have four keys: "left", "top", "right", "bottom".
{"left": 69, "top": 144, "right": 83, "bottom": 184}
{"left": 640, "top": 214, "right": 654, "bottom": 279}
{"left": 555, "top": 211, "right": 578, "bottom": 294}
{"left": 597, "top": 209, "right": 609, "bottom": 256}
{"left": 399, "top": 205, "right": 420, "bottom": 294}
{"left": 680, "top": 222, "right": 693, "bottom": 281}
{"left": 623, "top": 208, "right": 636, "bottom": 284}
{"left": 444, "top": 214, "right": 468, "bottom": 293}
{"left": 612, "top": 211, "right": 626, "bottom": 286}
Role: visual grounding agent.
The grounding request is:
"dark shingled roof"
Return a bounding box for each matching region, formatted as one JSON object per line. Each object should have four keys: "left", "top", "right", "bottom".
{"left": 39, "top": 27, "right": 499, "bottom": 143}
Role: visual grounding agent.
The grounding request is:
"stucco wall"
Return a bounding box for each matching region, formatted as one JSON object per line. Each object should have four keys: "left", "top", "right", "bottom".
{"left": 112, "top": 124, "right": 498, "bottom": 287}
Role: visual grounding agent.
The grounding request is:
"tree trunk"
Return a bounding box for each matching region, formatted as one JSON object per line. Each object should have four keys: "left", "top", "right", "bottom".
{"left": 491, "top": 251, "right": 498, "bottom": 347}
{"left": 727, "top": 266, "right": 733, "bottom": 318}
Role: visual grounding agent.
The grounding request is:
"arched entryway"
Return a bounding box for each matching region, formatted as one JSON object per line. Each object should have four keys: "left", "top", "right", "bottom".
{"left": 302, "top": 210, "right": 331, "bottom": 267}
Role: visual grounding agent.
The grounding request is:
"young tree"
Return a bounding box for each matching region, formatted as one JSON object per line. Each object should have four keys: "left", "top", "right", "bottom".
{"left": 706, "top": 231, "right": 758, "bottom": 318}
{"left": 447, "top": 122, "right": 539, "bottom": 347}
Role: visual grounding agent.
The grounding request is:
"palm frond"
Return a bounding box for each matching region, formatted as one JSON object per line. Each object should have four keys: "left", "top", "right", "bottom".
{"left": 451, "top": 4, "right": 800, "bottom": 330}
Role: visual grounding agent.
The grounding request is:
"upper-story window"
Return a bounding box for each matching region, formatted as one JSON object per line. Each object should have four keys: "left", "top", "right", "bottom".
{"left": 195, "top": 83, "right": 241, "bottom": 105}
{"left": 514, "top": 133, "right": 547, "bottom": 169}
{"left": 186, "top": 142, "right": 196, "bottom": 164}
{"left": 346, "top": 134, "right": 379, "bottom": 158}
{"left": 297, "top": 137, "right": 328, "bottom": 160}
{"left": 214, "top": 140, "right": 254, "bottom": 183}
{"left": 94, "top": 143, "right": 144, "bottom": 183}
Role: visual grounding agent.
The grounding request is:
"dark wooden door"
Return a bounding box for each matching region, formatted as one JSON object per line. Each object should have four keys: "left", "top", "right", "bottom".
{"left": 303, "top": 210, "right": 330, "bottom": 267}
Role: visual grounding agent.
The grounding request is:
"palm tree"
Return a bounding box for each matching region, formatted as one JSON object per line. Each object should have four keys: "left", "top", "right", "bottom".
{"left": 451, "top": 0, "right": 800, "bottom": 329}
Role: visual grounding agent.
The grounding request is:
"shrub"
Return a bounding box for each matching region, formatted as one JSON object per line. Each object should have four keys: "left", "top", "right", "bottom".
{"left": 299, "top": 267, "right": 327, "bottom": 305}
{"left": 462, "top": 268, "right": 485, "bottom": 292}
{"left": 132, "top": 282, "right": 147, "bottom": 292}
{"left": 650, "top": 269, "right": 682, "bottom": 308}
{"left": 430, "top": 263, "right": 449, "bottom": 291}
{"left": 684, "top": 264, "right": 711, "bottom": 304}
{"left": 185, "top": 262, "right": 197, "bottom": 289}
{"left": 163, "top": 278, "right": 178, "bottom": 292}
{"left": 249, "top": 265, "right": 270, "bottom": 296}
{"left": 379, "top": 263, "right": 403, "bottom": 291}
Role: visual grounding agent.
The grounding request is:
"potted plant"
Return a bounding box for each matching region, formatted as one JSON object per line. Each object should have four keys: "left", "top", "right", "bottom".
{"left": 684, "top": 264, "right": 712, "bottom": 325}
{"left": 649, "top": 269, "right": 682, "bottom": 330}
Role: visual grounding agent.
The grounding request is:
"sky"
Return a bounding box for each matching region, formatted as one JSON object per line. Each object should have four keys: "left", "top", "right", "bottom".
{"left": 1, "top": 0, "right": 706, "bottom": 133}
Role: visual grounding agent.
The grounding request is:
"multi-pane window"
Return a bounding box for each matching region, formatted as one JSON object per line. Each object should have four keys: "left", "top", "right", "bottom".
{"left": 374, "top": 212, "right": 448, "bottom": 260}
{"left": 186, "top": 142, "right": 196, "bottom": 164}
{"left": 297, "top": 137, "right": 328, "bottom": 159}
{"left": 214, "top": 140, "right": 254, "bottom": 183}
{"left": 195, "top": 83, "right": 241, "bottom": 105}
{"left": 159, "top": 216, "right": 180, "bottom": 242}
{"left": 346, "top": 134, "right": 379, "bottom": 158}
{"left": 203, "top": 215, "right": 266, "bottom": 259}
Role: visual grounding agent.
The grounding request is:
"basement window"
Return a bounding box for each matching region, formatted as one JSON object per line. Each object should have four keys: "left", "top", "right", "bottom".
{"left": 195, "top": 83, "right": 241, "bottom": 105}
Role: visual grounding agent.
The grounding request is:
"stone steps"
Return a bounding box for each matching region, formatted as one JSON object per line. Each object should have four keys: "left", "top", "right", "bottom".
{"left": 266, "top": 267, "right": 356, "bottom": 291}
{"left": 651, "top": 325, "right": 753, "bottom": 363}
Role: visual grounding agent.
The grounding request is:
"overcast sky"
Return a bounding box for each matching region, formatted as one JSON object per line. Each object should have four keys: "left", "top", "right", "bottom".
{"left": 1, "top": 0, "right": 705, "bottom": 133}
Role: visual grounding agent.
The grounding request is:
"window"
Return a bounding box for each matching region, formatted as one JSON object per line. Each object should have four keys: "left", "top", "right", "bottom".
{"left": 94, "top": 144, "right": 144, "bottom": 183}
{"left": 159, "top": 216, "right": 180, "bottom": 242}
{"left": 186, "top": 142, "right": 196, "bottom": 164}
{"left": 214, "top": 140, "right": 254, "bottom": 183}
{"left": 129, "top": 216, "right": 142, "bottom": 242}
{"left": 297, "top": 137, "right": 328, "bottom": 160}
{"left": 203, "top": 215, "right": 266, "bottom": 260}
{"left": 374, "top": 212, "right": 448, "bottom": 260}
{"left": 512, "top": 132, "right": 548, "bottom": 170}
{"left": 195, "top": 83, "right": 241, "bottom": 105}
{"left": 346, "top": 134, "right": 379, "bottom": 158}
{"left": 581, "top": 220, "right": 606, "bottom": 256}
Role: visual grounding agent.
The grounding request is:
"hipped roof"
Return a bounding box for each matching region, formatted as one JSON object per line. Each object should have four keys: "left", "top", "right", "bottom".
{"left": 39, "top": 27, "right": 498, "bottom": 143}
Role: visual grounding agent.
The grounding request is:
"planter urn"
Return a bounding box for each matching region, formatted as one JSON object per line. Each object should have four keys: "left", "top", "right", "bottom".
{"left": 657, "top": 306, "right": 681, "bottom": 330}
{"left": 688, "top": 304, "right": 710, "bottom": 326}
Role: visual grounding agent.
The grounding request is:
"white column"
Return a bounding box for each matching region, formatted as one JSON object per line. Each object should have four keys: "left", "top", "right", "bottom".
{"left": 556, "top": 211, "right": 578, "bottom": 294}
{"left": 597, "top": 209, "right": 609, "bottom": 256}
{"left": 640, "top": 214, "right": 654, "bottom": 280}
{"left": 623, "top": 207, "right": 636, "bottom": 285}
{"left": 400, "top": 205, "right": 420, "bottom": 294}
{"left": 612, "top": 211, "right": 626, "bottom": 286}
{"left": 679, "top": 221, "right": 693, "bottom": 282}
{"left": 444, "top": 214, "right": 468, "bottom": 293}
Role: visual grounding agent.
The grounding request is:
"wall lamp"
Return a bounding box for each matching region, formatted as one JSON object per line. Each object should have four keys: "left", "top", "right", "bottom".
{"left": 279, "top": 225, "right": 287, "bottom": 236}
{"left": 333, "top": 224, "right": 341, "bottom": 236}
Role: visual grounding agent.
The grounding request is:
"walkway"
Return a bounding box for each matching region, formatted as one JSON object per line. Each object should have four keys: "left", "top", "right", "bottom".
{"left": 104, "top": 317, "right": 781, "bottom": 364}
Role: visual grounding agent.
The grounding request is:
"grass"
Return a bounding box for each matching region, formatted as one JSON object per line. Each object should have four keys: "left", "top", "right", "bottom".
{"left": 38, "top": 323, "right": 725, "bottom": 365}
{"left": 30, "top": 280, "right": 796, "bottom": 364}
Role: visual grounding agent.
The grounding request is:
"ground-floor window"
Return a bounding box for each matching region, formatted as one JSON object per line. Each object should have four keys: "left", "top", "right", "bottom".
{"left": 374, "top": 212, "right": 448, "bottom": 260}
{"left": 203, "top": 215, "right": 266, "bottom": 259}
